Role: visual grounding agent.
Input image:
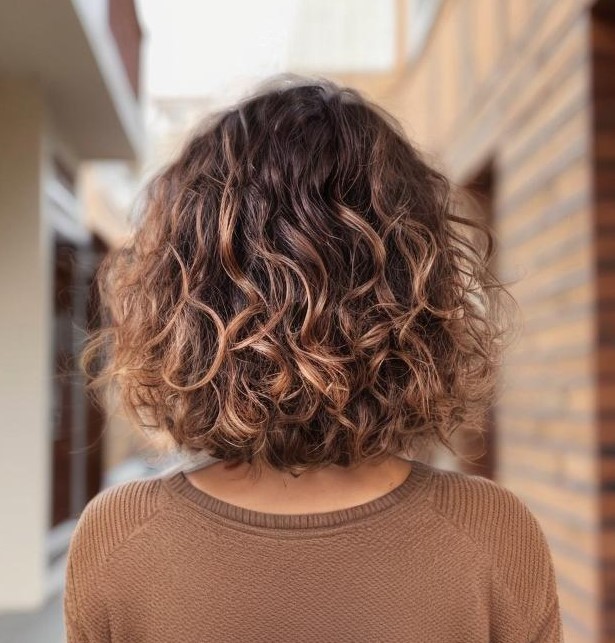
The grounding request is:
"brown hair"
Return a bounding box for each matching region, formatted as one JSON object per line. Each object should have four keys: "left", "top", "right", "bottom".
{"left": 81, "top": 76, "right": 517, "bottom": 477}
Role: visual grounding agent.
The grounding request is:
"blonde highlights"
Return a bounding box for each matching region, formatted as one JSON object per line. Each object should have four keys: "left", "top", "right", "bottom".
{"left": 81, "top": 77, "right": 516, "bottom": 476}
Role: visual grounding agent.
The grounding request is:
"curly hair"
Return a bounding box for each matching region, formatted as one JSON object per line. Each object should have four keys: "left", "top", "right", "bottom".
{"left": 81, "top": 76, "right": 517, "bottom": 477}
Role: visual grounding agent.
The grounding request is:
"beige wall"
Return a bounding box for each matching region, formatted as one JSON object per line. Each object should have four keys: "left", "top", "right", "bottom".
{"left": 0, "top": 78, "right": 53, "bottom": 609}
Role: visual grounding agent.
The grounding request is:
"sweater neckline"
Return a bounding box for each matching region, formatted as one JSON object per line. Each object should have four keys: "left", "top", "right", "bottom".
{"left": 162, "top": 458, "right": 433, "bottom": 532}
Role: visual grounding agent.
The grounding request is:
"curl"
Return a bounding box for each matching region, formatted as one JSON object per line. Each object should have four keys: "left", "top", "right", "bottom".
{"left": 80, "top": 76, "right": 519, "bottom": 477}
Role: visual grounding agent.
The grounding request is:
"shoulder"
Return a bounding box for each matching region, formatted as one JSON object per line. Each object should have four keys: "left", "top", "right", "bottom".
{"left": 424, "top": 464, "right": 561, "bottom": 634}
{"left": 66, "top": 475, "right": 167, "bottom": 579}
{"left": 425, "top": 464, "right": 546, "bottom": 551}
{"left": 63, "top": 476, "right": 168, "bottom": 638}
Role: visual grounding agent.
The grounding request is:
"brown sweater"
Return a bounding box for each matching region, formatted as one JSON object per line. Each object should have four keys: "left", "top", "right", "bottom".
{"left": 63, "top": 458, "right": 563, "bottom": 642}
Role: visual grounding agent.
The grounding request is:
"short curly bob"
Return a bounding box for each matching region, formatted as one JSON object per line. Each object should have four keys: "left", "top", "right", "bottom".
{"left": 81, "top": 76, "right": 517, "bottom": 477}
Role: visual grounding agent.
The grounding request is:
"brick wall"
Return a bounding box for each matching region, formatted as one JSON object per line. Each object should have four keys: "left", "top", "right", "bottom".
{"left": 592, "top": 1, "right": 615, "bottom": 638}
{"left": 108, "top": 0, "right": 142, "bottom": 98}
{"left": 353, "top": 0, "right": 608, "bottom": 639}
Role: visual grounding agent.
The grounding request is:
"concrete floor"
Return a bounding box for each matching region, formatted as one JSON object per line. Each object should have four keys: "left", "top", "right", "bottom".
{"left": 0, "top": 457, "right": 177, "bottom": 643}
{"left": 0, "top": 593, "right": 65, "bottom": 643}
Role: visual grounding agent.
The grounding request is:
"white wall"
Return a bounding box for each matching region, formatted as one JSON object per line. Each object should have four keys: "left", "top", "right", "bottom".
{"left": 0, "top": 78, "right": 53, "bottom": 609}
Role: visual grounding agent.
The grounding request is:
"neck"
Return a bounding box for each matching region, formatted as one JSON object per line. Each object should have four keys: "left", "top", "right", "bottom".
{"left": 184, "top": 454, "right": 414, "bottom": 515}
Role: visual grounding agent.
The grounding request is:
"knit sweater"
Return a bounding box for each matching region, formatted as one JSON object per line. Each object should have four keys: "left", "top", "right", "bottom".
{"left": 63, "top": 458, "right": 563, "bottom": 642}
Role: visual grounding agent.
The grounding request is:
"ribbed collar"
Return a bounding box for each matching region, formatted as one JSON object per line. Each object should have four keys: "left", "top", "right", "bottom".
{"left": 161, "top": 458, "right": 434, "bottom": 533}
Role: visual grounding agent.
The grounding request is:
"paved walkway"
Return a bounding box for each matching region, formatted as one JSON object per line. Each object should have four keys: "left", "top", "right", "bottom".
{"left": 0, "top": 457, "right": 179, "bottom": 643}
{"left": 0, "top": 593, "right": 64, "bottom": 643}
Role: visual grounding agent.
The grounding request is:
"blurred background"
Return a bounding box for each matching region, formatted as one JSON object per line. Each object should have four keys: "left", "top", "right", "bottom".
{"left": 0, "top": 0, "right": 613, "bottom": 641}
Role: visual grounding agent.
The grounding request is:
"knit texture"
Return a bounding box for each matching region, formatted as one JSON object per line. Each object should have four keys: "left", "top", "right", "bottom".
{"left": 63, "top": 459, "right": 563, "bottom": 642}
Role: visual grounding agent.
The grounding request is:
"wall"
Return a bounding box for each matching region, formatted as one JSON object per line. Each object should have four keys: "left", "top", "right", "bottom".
{"left": 372, "top": 0, "right": 601, "bottom": 639}
{"left": 592, "top": 2, "right": 615, "bottom": 636}
{"left": 0, "top": 78, "right": 53, "bottom": 609}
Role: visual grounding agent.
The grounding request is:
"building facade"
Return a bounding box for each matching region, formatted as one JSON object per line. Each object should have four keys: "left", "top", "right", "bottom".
{"left": 342, "top": 0, "right": 613, "bottom": 640}
{"left": 0, "top": 0, "right": 143, "bottom": 611}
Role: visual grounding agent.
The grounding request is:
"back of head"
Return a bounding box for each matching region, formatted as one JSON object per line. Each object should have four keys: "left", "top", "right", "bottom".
{"left": 82, "top": 76, "right": 515, "bottom": 477}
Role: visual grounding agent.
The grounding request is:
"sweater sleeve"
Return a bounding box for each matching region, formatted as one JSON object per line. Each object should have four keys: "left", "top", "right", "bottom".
{"left": 526, "top": 525, "right": 563, "bottom": 643}
{"left": 487, "top": 490, "right": 564, "bottom": 642}
{"left": 428, "top": 470, "right": 564, "bottom": 642}
{"left": 62, "top": 477, "right": 164, "bottom": 642}
{"left": 64, "top": 557, "right": 102, "bottom": 643}
{"left": 63, "top": 498, "right": 111, "bottom": 642}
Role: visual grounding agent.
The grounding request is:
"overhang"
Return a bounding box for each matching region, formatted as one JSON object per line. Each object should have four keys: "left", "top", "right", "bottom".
{"left": 0, "top": 0, "right": 143, "bottom": 160}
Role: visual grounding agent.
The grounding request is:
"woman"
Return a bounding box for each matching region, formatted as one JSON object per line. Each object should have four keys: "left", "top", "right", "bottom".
{"left": 64, "top": 77, "right": 563, "bottom": 642}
